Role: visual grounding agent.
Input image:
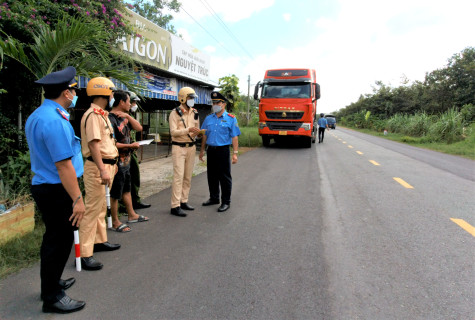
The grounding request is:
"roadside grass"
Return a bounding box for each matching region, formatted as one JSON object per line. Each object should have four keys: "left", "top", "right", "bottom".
{"left": 0, "top": 222, "right": 44, "bottom": 279}
{"left": 239, "top": 126, "right": 262, "bottom": 147}
{"left": 345, "top": 124, "right": 475, "bottom": 160}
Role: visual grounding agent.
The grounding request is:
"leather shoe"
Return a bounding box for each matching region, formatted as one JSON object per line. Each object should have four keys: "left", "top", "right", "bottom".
{"left": 170, "top": 207, "right": 187, "bottom": 217}
{"left": 42, "top": 295, "right": 85, "bottom": 314}
{"left": 180, "top": 202, "right": 195, "bottom": 211}
{"left": 202, "top": 199, "right": 220, "bottom": 206}
{"left": 80, "top": 256, "right": 103, "bottom": 271}
{"left": 218, "top": 204, "right": 230, "bottom": 212}
{"left": 94, "top": 242, "right": 121, "bottom": 252}
{"left": 133, "top": 202, "right": 151, "bottom": 209}
{"left": 59, "top": 278, "right": 75, "bottom": 290}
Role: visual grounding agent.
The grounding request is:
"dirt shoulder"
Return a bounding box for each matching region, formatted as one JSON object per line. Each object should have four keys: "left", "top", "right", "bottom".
{"left": 138, "top": 147, "right": 255, "bottom": 199}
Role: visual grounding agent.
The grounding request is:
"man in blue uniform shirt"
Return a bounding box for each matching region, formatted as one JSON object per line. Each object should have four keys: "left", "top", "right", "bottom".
{"left": 25, "top": 66, "right": 86, "bottom": 314}
{"left": 199, "top": 91, "right": 241, "bottom": 212}
{"left": 317, "top": 113, "right": 328, "bottom": 143}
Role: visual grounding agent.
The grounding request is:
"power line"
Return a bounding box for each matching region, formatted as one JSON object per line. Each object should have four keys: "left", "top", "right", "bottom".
{"left": 198, "top": 0, "right": 255, "bottom": 61}
{"left": 179, "top": 5, "right": 236, "bottom": 58}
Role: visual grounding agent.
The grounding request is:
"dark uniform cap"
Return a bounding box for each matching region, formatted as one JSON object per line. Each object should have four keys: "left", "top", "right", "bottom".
{"left": 35, "top": 66, "right": 78, "bottom": 89}
{"left": 211, "top": 91, "right": 228, "bottom": 103}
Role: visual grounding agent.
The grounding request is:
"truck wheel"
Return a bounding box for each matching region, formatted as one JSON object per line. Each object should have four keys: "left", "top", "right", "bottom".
{"left": 262, "top": 136, "right": 270, "bottom": 147}
{"left": 312, "top": 128, "right": 316, "bottom": 143}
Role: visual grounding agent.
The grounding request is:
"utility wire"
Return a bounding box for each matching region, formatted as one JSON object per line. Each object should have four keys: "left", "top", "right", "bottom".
{"left": 198, "top": 0, "right": 255, "bottom": 61}
{"left": 179, "top": 5, "right": 236, "bottom": 58}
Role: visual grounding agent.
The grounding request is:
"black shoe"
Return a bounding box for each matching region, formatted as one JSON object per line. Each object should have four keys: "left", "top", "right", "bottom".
{"left": 202, "top": 199, "right": 220, "bottom": 206}
{"left": 170, "top": 207, "right": 187, "bottom": 217}
{"left": 94, "top": 242, "right": 121, "bottom": 252}
{"left": 133, "top": 202, "right": 151, "bottom": 209}
{"left": 180, "top": 202, "right": 195, "bottom": 211}
{"left": 42, "top": 295, "right": 85, "bottom": 314}
{"left": 59, "top": 278, "right": 75, "bottom": 290}
{"left": 218, "top": 204, "right": 230, "bottom": 212}
{"left": 80, "top": 257, "right": 103, "bottom": 271}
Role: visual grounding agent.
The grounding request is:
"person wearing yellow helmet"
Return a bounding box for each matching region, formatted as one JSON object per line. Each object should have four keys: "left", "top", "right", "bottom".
{"left": 169, "top": 87, "right": 201, "bottom": 217}
{"left": 79, "top": 77, "right": 121, "bottom": 271}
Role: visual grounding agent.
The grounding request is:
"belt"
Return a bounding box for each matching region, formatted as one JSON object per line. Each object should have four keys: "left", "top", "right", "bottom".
{"left": 206, "top": 145, "right": 229, "bottom": 149}
{"left": 86, "top": 156, "right": 118, "bottom": 165}
{"left": 172, "top": 141, "right": 195, "bottom": 147}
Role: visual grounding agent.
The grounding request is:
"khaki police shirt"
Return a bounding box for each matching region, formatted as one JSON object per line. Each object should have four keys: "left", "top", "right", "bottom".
{"left": 169, "top": 107, "right": 199, "bottom": 143}
{"left": 80, "top": 104, "right": 118, "bottom": 159}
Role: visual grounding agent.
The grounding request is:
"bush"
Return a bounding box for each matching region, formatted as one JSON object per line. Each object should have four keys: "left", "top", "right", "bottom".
{"left": 460, "top": 103, "right": 475, "bottom": 124}
{"left": 0, "top": 151, "right": 32, "bottom": 207}
{"left": 428, "top": 108, "right": 464, "bottom": 143}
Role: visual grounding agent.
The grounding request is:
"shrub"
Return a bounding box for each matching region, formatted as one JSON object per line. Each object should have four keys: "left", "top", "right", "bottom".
{"left": 428, "top": 108, "right": 464, "bottom": 143}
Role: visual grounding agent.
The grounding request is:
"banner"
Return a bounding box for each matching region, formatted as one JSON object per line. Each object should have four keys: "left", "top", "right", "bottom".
{"left": 120, "top": 8, "right": 211, "bottom": 84}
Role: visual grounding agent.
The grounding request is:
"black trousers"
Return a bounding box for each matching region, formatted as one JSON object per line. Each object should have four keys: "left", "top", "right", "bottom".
{"left": 318, "top": 127, "right": 326, "bottom": 142}
{"left": 31, "top": 183, "right": 74, "bottom": 303}
{"left": 206, "top": 145, "right": 232, "bottom": 204}
{"left": 130, "top": 152, "right": 141, "bottom": 205}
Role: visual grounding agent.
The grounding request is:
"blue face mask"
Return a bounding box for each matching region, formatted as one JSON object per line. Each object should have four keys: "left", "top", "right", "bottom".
{"left": 109, "top": 98, "right": 115, "bottom": 108}
{"left": 68, "top": 95, "right": 78, "bottom": 108}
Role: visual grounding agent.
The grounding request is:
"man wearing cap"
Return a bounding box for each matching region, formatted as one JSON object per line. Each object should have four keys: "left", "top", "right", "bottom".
{"left": 26, "top": 66, "right": 86, "bottom": 313}
{"left": 80, "top": 77, "right": 121, "bottom": 270}
{"left": 169, "top": 87, "right": 201, "bottom": 217}
{"left": 199, "top": 91, "right": 241, "bottom": 212}
{"left": 317, "top": 113, "right": 328, "bottom": 143}
{"left": 128, "top": 92, "right": 151, "bottom": 210}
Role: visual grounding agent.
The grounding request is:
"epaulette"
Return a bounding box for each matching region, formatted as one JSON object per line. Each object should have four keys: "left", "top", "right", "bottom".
{"left": 228, "top": 113, "right": 235, "bottom": 118}
{"left": 93, "top": 108, "right": 105, "bottom": 116}
{"left": 56, "top": 108, "right": 69, "bottom": 121}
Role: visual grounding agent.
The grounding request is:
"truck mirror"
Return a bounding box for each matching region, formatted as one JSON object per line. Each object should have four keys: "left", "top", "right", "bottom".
{"left": 315, "top": 83, "right": 321, "bottom": 100}
{"left": 253, "top": 81, "right": 261, "bottom": 100}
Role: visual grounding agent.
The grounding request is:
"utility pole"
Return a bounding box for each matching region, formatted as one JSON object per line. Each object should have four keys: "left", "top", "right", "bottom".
{"left": 247, "top": 75, "right": 250, "bottom": 125}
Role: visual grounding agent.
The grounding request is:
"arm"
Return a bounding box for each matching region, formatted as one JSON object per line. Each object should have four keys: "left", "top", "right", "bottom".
{"left": 169, "top": 110, "right": 197, "bottom": 137}
{"left": 88, "top": 139, "right": 112, "bottom": 186}
{"left": 231, "top": 136, "right": 239, "bottom": 164}
{"left": 126, "top": 113, "right": 142, "bottom": 131}
{"left": 55, "top": 159, "right": 85, "bottom": 227}
{"left": 199, "top": 134, "right": 207, "bottom": 162}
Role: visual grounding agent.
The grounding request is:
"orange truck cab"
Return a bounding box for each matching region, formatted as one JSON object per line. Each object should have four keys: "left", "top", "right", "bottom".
{"left": 254, "top": 68, "right": 321, "bottom": 148}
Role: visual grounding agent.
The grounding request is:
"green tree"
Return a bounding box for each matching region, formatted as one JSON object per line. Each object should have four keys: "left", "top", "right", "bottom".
{"left": 218, "top": 74, "right": 240, "bottom": 111}
{"left": 130, "top": 0, "right": 181, "bottom": 34}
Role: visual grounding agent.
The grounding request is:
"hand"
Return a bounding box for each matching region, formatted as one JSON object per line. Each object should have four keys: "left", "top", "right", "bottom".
{"left": 199, "top": 150, "right": 205, "bottom": 162}
{"left": 189, "top": 127, "right": 200, "bottom": 137}
{"left": 69, "top": 198, "right": 85, "bottom": 227}
{"left": 130, "top": 142, "right": 140, "bottom": 149}
{"left": 100, "top": 168, "right": 111, "bottom": 186}
{"left": 113, "top": 111, "right": 129, "bottom": 119}
{"left": 232, "top": 154, "right": 238, "bottom": 164}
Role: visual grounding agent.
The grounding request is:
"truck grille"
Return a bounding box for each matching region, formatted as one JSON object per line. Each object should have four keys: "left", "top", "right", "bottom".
{"left": 267, "top": 122, "right": 303, "bottom": 131}
{"left": 265, "top": 111, "right": 304, "bottom": 120}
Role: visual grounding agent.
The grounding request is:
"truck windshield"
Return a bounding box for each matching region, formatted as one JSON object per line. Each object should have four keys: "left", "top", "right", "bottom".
{"left": 262, "top": 83, "right": 310, "bottom": 99}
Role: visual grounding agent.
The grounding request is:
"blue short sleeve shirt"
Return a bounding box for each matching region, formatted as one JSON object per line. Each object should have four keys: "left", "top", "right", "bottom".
{"left": 318, "top": 117, "right": 328, "bottom": 127}
{"left": 201, "top": 111, "right": 241, "bottom": 146}
{"left": 25, "top": 99, "right": 84, "bottom": 185}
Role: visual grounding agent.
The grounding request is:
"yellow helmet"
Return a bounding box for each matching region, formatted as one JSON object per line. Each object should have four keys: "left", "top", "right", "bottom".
{"left": 178, "top": 87, "right": 197, "bottom": 104}
{"left": 86, "top": 77, "right": 116, "bottom": 96}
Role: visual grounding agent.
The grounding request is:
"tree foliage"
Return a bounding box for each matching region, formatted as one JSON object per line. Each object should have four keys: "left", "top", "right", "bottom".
{"left": 130, "top": 0, "right": 181, "bottom": 34}
{"left": 218, "top": 74, "right": 240, "bottom": 111}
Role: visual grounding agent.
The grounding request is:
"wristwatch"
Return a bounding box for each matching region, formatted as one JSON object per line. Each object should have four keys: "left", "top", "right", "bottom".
{"left": 233, "top": 151, "right": 238, "bottom": 154}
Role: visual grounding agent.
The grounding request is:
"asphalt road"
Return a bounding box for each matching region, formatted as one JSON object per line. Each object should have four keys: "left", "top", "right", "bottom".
{"left": 0, "top": 128, "right": 473, "bottom": 319}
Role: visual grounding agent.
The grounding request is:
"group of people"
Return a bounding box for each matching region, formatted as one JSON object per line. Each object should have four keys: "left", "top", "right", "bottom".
{"left": 25, "top": 67, "right": 241, "bottom": 314}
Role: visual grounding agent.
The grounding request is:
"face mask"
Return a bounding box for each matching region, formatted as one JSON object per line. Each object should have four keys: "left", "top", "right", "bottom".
{"left": 109, "top": 98, "right": 115, "bottom": 108}
{"left": 212, "top": 104, "right": 222, "bottom": 113}
{"left": 68, "top": 95, "right": 78, "bottom": 108}
{"left": 131, "top": 105, "right": 138, "bottom": 112}
{"left": 186, "top": 99, "right": 195, "bottom": 108}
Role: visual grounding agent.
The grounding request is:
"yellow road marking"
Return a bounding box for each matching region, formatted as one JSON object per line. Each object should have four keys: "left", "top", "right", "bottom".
{"left": 393, "top": 177, "right": 414, "bottom": 189}
{"left": 369, "top": 160, "right": 380, "bottom": 166}
{"left": 348, "top": 145, "right": 354, "bottom": 148}
{"left": 356, "top": 151, "right": 363, "bottom": 155}
{"left": 343, "top": 141, "right": 347, "bottom": 144}
{"left": 450, "top": 219, "right": 475, "bottom": 237}
{"left": 338, "top": 138, "right": 342, "bottom": 141}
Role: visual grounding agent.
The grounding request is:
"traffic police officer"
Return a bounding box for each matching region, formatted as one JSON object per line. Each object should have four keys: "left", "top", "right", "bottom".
{"left": 169, "top": 87, "right": 201, "bottom": 217}
{"left": 26, "top": 66, "right": 86, "bottom": 313}
{"left": 199, "top": 91, "right": 241, "bottom": 212}
{"left": 79, "top": 77, "right": 120, "bottom": 270}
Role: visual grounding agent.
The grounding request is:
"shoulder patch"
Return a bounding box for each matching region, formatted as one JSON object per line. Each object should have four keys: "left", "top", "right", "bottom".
{"left": 228, "top": 113, "right": 235, "bottom": 118}
{"left": 56, "top": 108, "right": 69, "bottom": 121}
{"left": 93, "top": 108, "right": 105, "bottom": 116}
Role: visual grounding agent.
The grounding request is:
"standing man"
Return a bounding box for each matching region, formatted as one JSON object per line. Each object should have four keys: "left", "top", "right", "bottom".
{"left": 169, "top": 87, "right": 201, "bottom": 217}
{"left": 80, "top": 77, "right": 121, "bottom": 271}
{"left": 317, "top": 113, "right": 328, "bottom": 143}
{"left": 128, "top": 92, "right": 151, "bottom": 210}
{"left": 199, "top": 91, "right": 241, "bottom": 213}
{"left": 108, "top": 90, "right": 149, "bottom": 228}
{"left": 26, "top": 66, "right": 86, "bottom": 313}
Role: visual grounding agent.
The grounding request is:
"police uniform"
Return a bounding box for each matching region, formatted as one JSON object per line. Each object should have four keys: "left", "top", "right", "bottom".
{"left": 80, "top": 104, "right": 118, "bottom": 258}
{"left": 169, "top": 105, "right": 200, "bottom": 213}
{"left": 25, "top": 67, "right": 85, "bottom": 311}
{"left": 201, "top": 92, "right": 241, "bottom": 208}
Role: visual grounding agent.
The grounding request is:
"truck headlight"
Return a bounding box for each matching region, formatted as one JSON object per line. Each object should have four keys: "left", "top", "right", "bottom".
{"left": 301, "top": 123, "right": 311, "bottom": 130}
{"left": 259, "top": 122, "right": 267, "bottom": 129}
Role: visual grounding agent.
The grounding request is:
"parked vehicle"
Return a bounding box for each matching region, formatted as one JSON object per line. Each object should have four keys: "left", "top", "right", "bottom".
{"left": 325, "top": 114, "right": 336, "bottom": 129}
{"left": 254, "top": 68, "right": 321, "bottom": 148}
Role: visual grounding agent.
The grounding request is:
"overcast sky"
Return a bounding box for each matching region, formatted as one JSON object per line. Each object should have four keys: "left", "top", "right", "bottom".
{"left": 170, "top": 0, "right": 474, "bottom": 113}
